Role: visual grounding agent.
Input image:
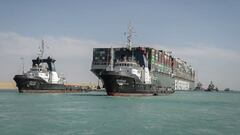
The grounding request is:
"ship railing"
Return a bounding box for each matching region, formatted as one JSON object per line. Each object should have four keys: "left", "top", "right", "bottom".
{"left": 114, "top": 60, "right": 141, "bottom": 68}
{"left": 92, "top": 62, "right": 110, "bottom": 65}
{"left": 30, "top": 66, "right": 49, "bottom": 73}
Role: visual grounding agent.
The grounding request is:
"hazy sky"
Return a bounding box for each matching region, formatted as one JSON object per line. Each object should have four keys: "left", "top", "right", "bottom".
{"left": 0, "top": 0, "right": 240, "bottom": 90}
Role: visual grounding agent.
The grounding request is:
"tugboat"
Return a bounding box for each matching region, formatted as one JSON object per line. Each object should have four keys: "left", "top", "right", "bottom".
{"left": 14, "top": 40, "right": 84, "bottom": 93}
{"left": 98, "top": 48, "right": 174, "bottom": 96}
{"left": 224, "top": 88, "right": 230, "bottom": 92}
{"left": 91, "top": 24, "right": 196, "bottom": 96}
{"left": 205, "top": 81, "right": 218, "bottom": 92}
{"left": 194, "top": 82, "right": 204, "bottom": 91}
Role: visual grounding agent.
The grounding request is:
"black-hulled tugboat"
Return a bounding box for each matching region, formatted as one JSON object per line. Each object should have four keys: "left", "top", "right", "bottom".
{"left": 205, "top": 81, "right": 218, "bottom": 92}
{"left": 98, "top": 49, "right": 173, "bottom": 96}
{"left": 224, "top": 88, "right": 230, "bottom": 92}
{"left": 91, "top": 24, "right": 196, "bottom": 96}
{"left": 14, "top": 40, "right": 83, "bottom": 93}
{"left": 194, "top": 82, "right": 204, "bottom": 91}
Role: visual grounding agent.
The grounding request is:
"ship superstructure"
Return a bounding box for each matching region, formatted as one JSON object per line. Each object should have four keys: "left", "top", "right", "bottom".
{"left": 91, "top": 25, "right": 195, "bottom": 95}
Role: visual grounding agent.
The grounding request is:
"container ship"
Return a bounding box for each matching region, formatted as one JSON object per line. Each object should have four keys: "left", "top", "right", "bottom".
{"left": 91, "top": 25, "right": 195, "bottom": 96}
{"left": 14, "top": 40, "right": 84, "bottom": 93}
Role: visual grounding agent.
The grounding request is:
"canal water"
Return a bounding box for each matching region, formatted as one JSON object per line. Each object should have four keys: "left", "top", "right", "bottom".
{"left": 0, "top": 90, "right": 239, "bottom": 135}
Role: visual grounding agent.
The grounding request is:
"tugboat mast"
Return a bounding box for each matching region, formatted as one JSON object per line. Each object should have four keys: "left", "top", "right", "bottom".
{"left": 125, "top": 22, "right": 135, "bottom": 62}
{"left": 110, "top": 47, "right": 114, "bottom": 71}
{"left": 38, "top": 40, "right": 45, "bottom": 59}
{"left": 20, "top": 57, "right": 24, "bottom": 74}
{"left": 126, "top": 22, "right": 134, "bottom": 50}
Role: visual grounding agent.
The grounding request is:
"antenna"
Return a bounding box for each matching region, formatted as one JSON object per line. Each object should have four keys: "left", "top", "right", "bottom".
{"left": 20, "top": 57, "right": 25, "bottom": 74}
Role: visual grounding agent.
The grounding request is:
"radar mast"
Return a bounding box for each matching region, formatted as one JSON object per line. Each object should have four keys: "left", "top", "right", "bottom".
{"left": 126, "top": 22, "right": 134, "bottom": 50}
{"left": 38, "top": 40, "right": 45, "bottom": 59}
{"left": 20, "top": 57, "right": 24, "bottom": 74}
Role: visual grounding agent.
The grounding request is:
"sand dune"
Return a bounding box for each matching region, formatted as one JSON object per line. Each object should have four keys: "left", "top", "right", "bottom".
{"left": 0, "top": 82, "right": 98, "bottom": 90}
{"left": 0, "top": 82, "right": 17, "bottom": 89}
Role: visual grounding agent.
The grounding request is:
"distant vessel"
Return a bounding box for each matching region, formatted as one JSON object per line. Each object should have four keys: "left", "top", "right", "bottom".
{"left": 14, "top": 40, "right": 84, "bottom": 93}
{"left": 205, "top": 81, "right": 218, "bottom": 92}
{"left": 91, "top": 24, "right": 195, "bottom": 96}
{"left": 224, "top": 88, "right": 230, "bottom": 92}
{"left": 194, "top": 82, "right": 204, "bottom": 91}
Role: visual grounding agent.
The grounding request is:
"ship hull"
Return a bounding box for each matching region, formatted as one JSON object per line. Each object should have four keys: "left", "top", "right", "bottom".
{"left": 14, "top": 75, "right": 84, "bottom": 93}
{"left": 100, "top": 71, "right": 174, "bottom": 96}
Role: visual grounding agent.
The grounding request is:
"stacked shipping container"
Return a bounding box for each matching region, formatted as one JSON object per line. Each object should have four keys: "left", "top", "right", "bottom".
{"left": 145, "top": 47, "right": 195, "bottom": 82}
{"left": 92, "top": 48, "right": 111, "bottom": 65}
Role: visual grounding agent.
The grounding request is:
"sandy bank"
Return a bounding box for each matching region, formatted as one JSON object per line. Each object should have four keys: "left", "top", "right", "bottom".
{"left": 0, "top": 82, "right": 17, "bottom": 90}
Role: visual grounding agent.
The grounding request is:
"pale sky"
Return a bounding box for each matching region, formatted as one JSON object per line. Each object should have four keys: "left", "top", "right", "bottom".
{"left": 0, "top": 0, "right": 240, "bottom": 90}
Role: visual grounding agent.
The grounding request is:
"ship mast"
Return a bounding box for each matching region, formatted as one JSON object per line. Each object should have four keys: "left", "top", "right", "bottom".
{"left": 20, "top": 57, "right": 25, "bottom": 74}
{"left": 38, "top": 40, "right": 45, "bottom": 59}
{"left": 110, "top": 47, "right": 114, "bottom": 71}
{"left": 126, "top": 22, "right": 134, "bottom": 50}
